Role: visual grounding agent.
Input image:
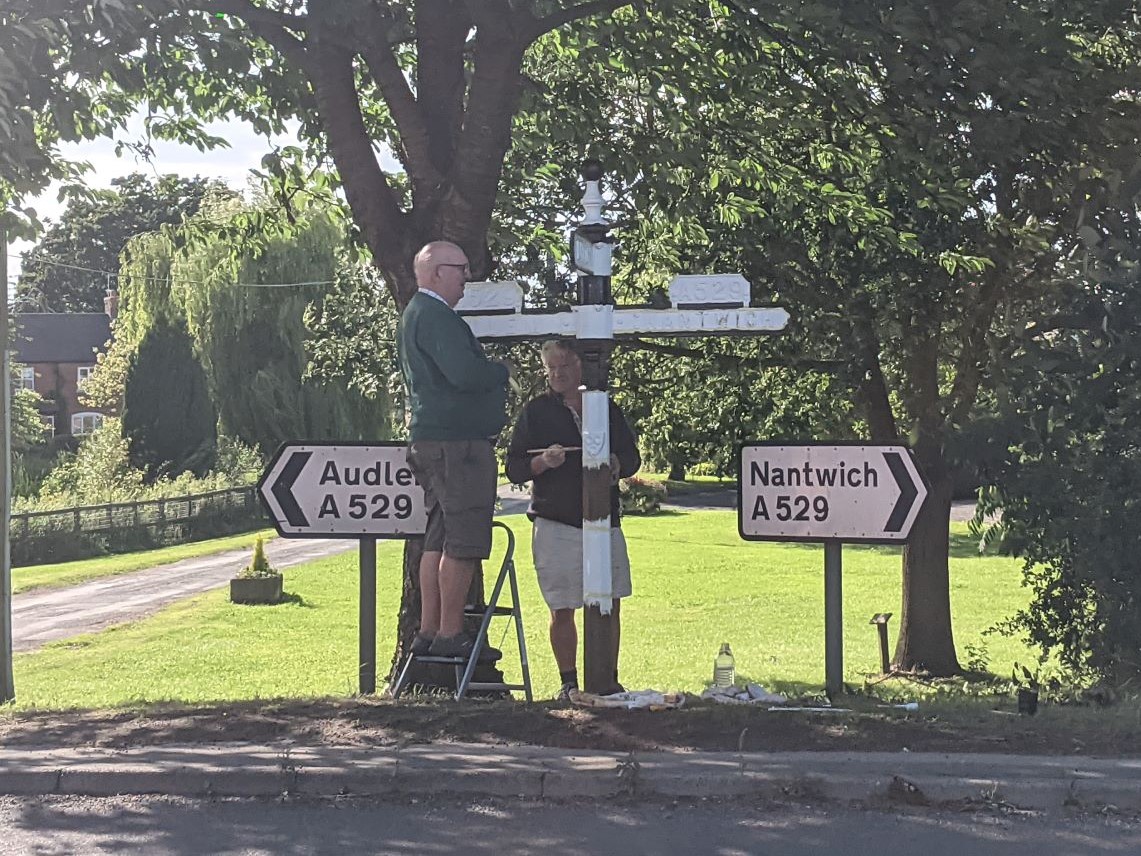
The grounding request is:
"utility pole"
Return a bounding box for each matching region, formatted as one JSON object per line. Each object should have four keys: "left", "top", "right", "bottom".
{"left": 1, "top": 223, "right": 14, "bottom": 703}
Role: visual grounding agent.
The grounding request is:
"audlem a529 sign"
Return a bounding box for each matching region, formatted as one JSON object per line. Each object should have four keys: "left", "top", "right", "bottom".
{"left": 738, "top": 444, "right": 928, "bottom": 543}
{"left": 258, "top": 442, "right": 427, "bottom": 538}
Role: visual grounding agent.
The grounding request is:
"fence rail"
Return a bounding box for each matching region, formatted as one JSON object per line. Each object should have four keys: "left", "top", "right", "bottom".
{"left": 11, "top": 487, "right": 268, "bottom": 566}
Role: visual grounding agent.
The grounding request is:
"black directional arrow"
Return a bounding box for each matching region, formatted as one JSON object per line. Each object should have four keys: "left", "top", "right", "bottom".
{"left": 271, "top": 451, "right": 311, "bottom": 528}
{"left": 883, "top": 451, "right": 919, "bottom": 533}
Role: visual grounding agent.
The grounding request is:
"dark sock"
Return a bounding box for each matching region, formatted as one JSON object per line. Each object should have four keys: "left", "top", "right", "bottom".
{"left": 559, "top": 669, "right": 579, "bottom": 688}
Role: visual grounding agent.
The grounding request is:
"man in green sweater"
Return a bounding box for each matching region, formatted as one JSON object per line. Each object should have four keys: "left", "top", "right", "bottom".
{"left": 399, "top": 241, "right": 511, "bottom": 662}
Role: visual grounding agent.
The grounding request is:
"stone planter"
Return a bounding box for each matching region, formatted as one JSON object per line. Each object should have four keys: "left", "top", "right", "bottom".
{"left": 230, "top": 574, "right": 283, "bottom": 605}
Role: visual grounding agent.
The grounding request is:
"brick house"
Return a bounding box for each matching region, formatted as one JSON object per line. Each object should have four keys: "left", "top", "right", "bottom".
{"left": 13, "top": 290, "right": 117, "bottom": 439}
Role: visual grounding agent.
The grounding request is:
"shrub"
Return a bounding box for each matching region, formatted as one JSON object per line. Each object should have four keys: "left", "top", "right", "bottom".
{"left": 619, "top": 476, "right": 667, "bottom": 515}
{"left": 238, "top": 536, "right": 278, "bottom": 579}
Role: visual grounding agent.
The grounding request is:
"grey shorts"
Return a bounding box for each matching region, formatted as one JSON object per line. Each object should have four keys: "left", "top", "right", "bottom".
{"left": 406, "top": 439, "right": 497, "bottom": 560}
{"left": 531, "top": 517, "right": 632, "bottom": 611}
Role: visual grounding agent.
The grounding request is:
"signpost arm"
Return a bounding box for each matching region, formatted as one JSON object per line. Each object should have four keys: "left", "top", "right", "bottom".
{"left": 359, "top": 536, "right": 377, "bottom": 695}
{"left": 824, "top": 539, "right": 843, "bottom": 699}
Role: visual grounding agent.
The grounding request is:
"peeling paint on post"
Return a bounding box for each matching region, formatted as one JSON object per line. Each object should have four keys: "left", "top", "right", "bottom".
{"left": 575, "top": 162, "right": 620, "bottom": 694}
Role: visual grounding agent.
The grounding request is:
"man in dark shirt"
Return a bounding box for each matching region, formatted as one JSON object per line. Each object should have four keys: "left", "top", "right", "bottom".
{"left": 505, "top": 340, "right": 640, "bottom": 698}
{"left": 398, "top": 241, "right": 511, "bottom": 663}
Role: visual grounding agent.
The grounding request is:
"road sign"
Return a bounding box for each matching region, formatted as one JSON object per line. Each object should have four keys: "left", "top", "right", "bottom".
{"left": 258, "top": 442, "right": 427, "bottom": 538}
{"left": 738, "top": 443, "right": 928, "bottom": 543}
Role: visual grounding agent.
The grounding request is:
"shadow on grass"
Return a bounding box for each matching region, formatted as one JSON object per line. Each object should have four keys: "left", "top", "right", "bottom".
{"left": 234, "top": 592, "right": 313, "bottom": 608}
{"left": 773, "top": 530, "right": 991, "bottom": 560}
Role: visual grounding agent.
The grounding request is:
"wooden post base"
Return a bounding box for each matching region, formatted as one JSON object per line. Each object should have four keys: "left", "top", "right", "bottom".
{"left": 583, "top": 603, "right": 619, "bottom": 694}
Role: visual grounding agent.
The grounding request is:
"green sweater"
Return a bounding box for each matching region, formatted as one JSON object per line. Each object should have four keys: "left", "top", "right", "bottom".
{"left": 398, "top": 291, "right": 509, "bottom": 441}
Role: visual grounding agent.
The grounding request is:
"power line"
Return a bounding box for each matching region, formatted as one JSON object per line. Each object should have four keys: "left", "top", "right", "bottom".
{"left": 7, "top": 253, "right": 336, "bottom": 289}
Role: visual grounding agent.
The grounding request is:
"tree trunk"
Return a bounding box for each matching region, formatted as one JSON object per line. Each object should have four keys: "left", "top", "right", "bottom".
{"left": 858, "top": 325, "right": 960, "bottom": 677}
{"left": 892, "top": 469, "right": 961, "bottom": 675}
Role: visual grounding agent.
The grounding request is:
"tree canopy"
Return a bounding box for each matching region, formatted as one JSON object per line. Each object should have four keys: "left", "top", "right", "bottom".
{"left": 513, "top": 0, "right": 1141, "bottom": 673}
{"left": 17, "top": 173, "right": 227, "bottom": 311}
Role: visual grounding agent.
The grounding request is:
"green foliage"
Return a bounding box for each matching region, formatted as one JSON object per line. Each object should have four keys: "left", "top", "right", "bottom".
{"left": 116, "top": 201, "right": 391, "bottom": 452}
{"left": 239, "top": 536, "right": 277, "bottom": 579}
{"left": 37, "top": 417, "right": 144, "bottom": 507}
{"left": 303, "top": 259, "right": 403, "bottom": 427}
{"left": 212, "top": 435, "right": 264, "bottom": 486}
{"left": 619, "top": 476, "right": 667, "bottom": 515}
{"left": 1012, "top": 662, "right": 1042, "bottom": 691}
{"left": 24, "top": 419, "right": 262, "bottom": 513}
{"left": 78, "top": 335, "right": 130, "bottom": 414}
{"left": 613, "top": 348, "right": 855, "bottom": 478}
{"left": 10, "top": 387, "right": 48, "bottom": 454}
{"left": 979, "top": 190, "right": 1141, "bottom": 684}
{"left": 16, "top": 174, "right": 230, "bottom": 312}
{"left": 122, "top": 316, "right": 217, "bottom": 479}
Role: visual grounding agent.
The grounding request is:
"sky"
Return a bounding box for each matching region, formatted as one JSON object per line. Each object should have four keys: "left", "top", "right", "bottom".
{"left": 7, "top": 113, "right": 299, "bottom": 284}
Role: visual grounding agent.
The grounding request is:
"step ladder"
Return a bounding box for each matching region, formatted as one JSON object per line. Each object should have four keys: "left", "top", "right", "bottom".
{"left": 391, "top": 521, "right": 533, "bottom": 701}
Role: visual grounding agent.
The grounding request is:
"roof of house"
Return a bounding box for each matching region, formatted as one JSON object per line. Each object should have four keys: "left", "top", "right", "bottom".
{"left": 13, "top": 314, "right": 112, "bottom": 364}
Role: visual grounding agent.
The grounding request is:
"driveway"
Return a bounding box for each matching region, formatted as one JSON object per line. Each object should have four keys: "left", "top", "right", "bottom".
{"left": 13, "top": 538, "right": 354, "bottom": 653}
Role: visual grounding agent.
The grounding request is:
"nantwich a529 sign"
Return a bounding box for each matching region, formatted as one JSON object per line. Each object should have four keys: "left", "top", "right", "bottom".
{"left": 738, "top": 444, "right": 928, "bottom": 543}
{"left": 257, "top": 442, "right": 427, "bottom": 538}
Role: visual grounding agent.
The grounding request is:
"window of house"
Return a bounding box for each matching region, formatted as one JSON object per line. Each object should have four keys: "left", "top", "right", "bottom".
{"left": 41, "top": 414, "right": 55, "bottom": 436}
{"left": 71, "top": 412, "right": 104, "bottom": 437}
{"left": 77, "top": 365, "right": 96, "bottom": 387}
{"left": 18, "top": 367, "right": 34, "bottom": 391}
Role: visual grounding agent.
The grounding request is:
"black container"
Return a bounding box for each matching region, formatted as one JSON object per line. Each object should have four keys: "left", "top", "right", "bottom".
{"left": 1017, "top": 687, "right": 1039, "bottom": 716}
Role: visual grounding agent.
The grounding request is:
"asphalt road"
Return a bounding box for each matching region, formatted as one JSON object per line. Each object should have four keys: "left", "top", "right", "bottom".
{"left": 0, "top": 795, "right": 1137, "bottom": 855}
{"left": 12, "top": 537, "right": 354, "bottom": 653}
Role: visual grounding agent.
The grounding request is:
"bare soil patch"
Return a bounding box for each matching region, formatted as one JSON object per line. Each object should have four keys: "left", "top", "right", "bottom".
{"left": 0, "top": 695, "right": 1134, "bottom": 757}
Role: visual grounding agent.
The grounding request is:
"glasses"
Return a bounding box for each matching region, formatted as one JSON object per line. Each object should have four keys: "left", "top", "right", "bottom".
{"left": 436, "top": 262, "right": 471, "bottom": 277}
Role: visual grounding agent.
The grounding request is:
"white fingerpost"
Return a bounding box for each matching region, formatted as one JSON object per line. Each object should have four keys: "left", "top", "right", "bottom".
{"left": 452, "top": 161, "right": 792, "bottom": 694}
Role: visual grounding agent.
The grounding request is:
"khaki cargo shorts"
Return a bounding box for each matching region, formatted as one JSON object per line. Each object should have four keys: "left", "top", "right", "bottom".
{"left": 531, "top": 517, "right": 632, "bottom": 610}
{"left": 406, "top": 439, "right": 497, "bottom": 560}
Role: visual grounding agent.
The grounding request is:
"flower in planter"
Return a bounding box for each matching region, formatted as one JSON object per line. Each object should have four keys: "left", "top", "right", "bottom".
{"left": 238, "top": 536, "right": 278, "bottom": 579}
{"left": 231, "top": 536, "right": 283, "bottom": 604}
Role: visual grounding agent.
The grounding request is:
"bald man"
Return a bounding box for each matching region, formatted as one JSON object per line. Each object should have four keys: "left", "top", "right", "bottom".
{"left": 398, "top": 241, "right": 511, "bottom": 663}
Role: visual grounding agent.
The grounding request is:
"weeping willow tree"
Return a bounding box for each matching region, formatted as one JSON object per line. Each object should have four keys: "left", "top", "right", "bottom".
{"left": 115, "top": 197, "right": 390, "bottom": 455}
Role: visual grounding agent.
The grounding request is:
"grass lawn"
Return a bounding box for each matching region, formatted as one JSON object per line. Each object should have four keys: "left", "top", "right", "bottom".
{"left": 11, "top": 529, "right": 277, "bottom": 595}
{"left": 9, "top": 510, "right": 1036, "bottom": 710}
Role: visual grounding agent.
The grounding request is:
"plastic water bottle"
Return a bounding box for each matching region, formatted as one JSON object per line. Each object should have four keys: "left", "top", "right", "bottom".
{"left": 713, "top": 643, "right": 735, "bottom": 688}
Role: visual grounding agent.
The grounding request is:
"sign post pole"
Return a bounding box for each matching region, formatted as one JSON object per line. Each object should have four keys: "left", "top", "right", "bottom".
{"left": 359, "top": 536, "right": 377, "bottom": 695}
{"left": 823, "top": 540, "right": 843, "bottom": 698}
